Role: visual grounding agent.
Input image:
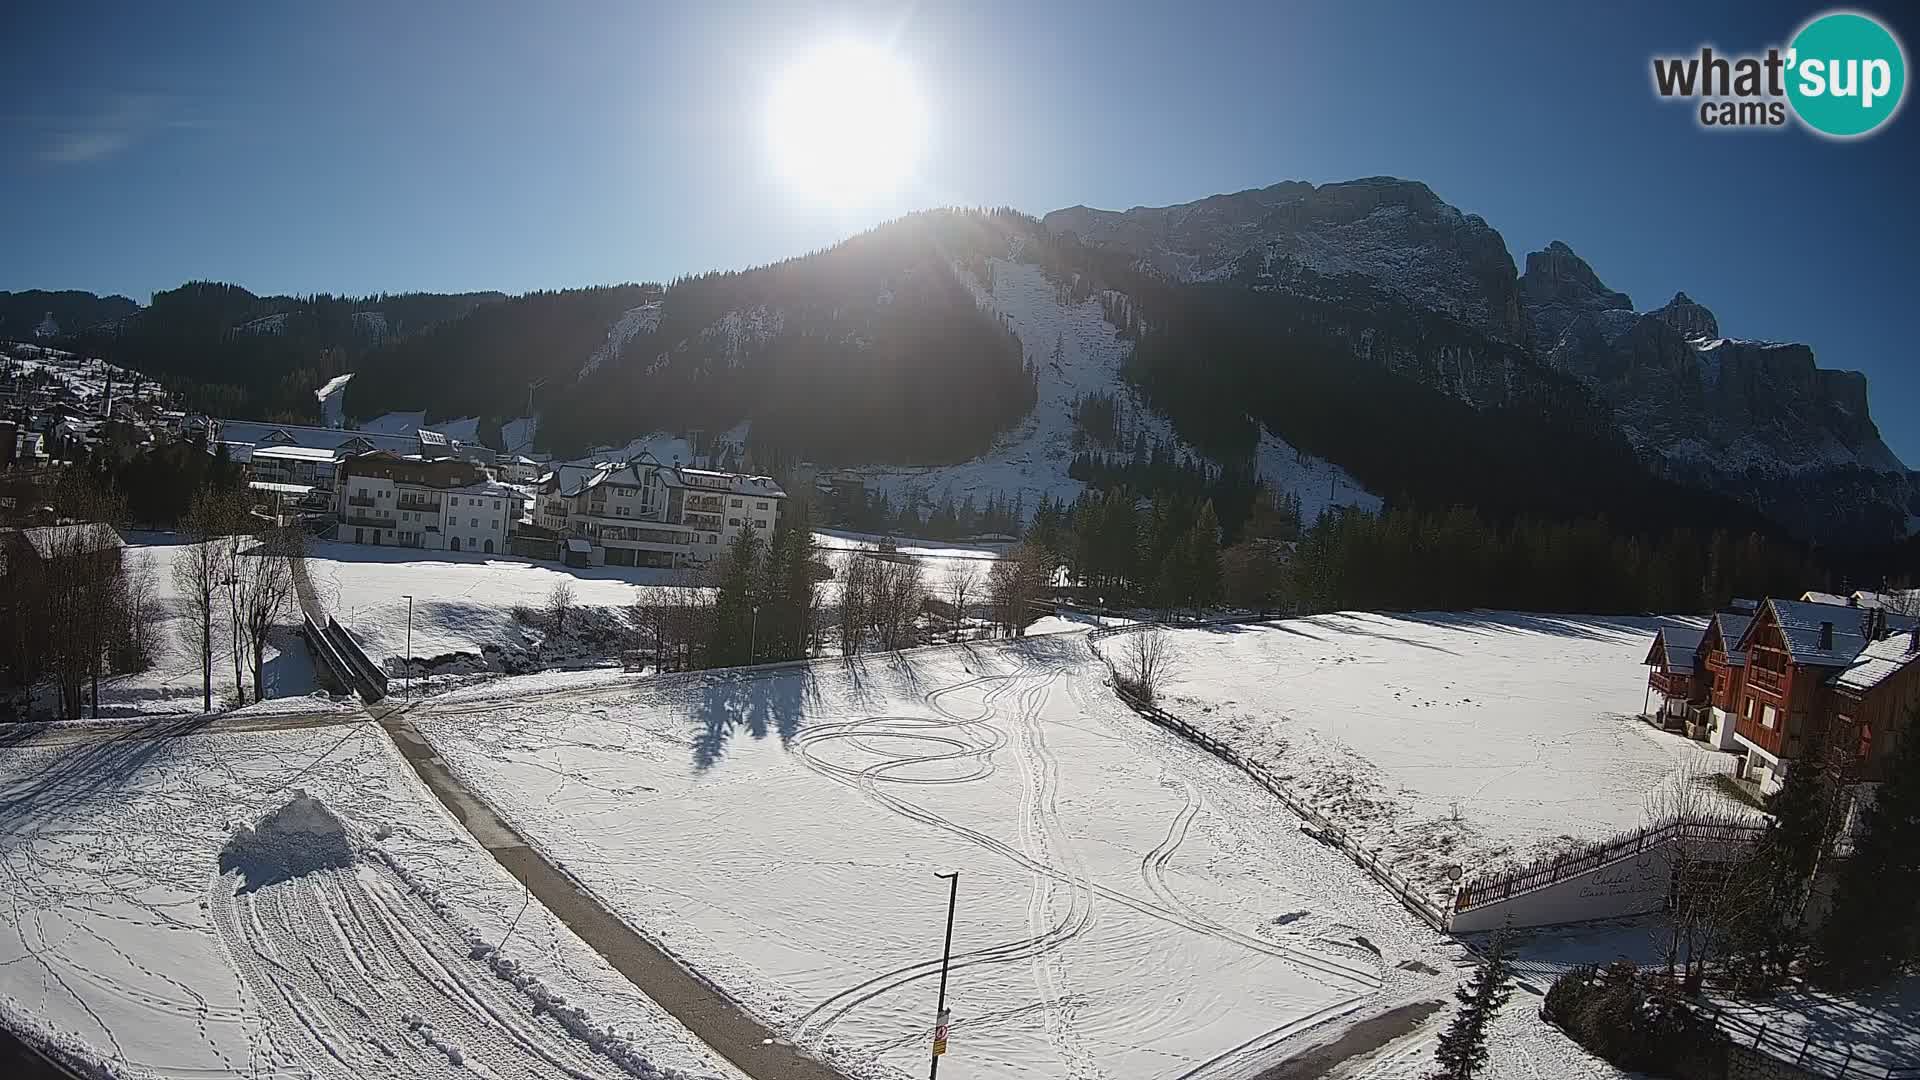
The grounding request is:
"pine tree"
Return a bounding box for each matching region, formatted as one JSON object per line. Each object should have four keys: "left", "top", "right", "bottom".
{"left": 1429, "top": 928, "right": 1515, "bottom": 1080}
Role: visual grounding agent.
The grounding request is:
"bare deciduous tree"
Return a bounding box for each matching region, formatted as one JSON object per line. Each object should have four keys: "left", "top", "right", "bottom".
{"left": 547, "top": 580, "right": 577, "bottom": 636}
{"left": 174, "top": 494, "right": 229, "bottom": 713}
{"left": 236, "top": 526, "right": 302, "bottom": 702}
{"left": 987, "top": 543, "right": 1050, "bottom": 638}
{"left": 1114, "top": 627, "right": 1182, "bottom": 705}
{"left": 836, "top": 552, "right": 873, "bottom": 656}
{"left": 1641, "top": 757, "right": 1769, "bottom": 990}
{"left": 948, "top": 563, "right": 979, "bottom": 642}
{"left": 867, "top": 557, "right": 925, "bottom": 652}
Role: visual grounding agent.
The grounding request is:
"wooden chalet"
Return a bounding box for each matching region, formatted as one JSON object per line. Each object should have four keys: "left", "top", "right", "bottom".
{"left": 1727, "top": 598, "right": 1918, "bottom": 794}
{"left": 1829, "top": 621, "right": 1920, "bottom": 783}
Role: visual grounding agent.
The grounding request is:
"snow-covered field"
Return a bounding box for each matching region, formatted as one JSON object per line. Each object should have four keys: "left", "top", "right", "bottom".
{"left": 407, "top": 635, "right": 1480, "bottom": 1080}
{"left": 1152, "top": 611, "right": 1751, "bottom": 906}
{"left": 304, "top": 541, "right": 678, "bottom": 666}
{"left": 0, "top": 717, "right": 740, "bottom": 1080}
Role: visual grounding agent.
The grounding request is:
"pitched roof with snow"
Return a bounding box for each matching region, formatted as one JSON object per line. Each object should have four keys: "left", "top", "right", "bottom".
{"left": 1801, "top": 590, "right": 1850, "bottom": 607}
{"left": 1645, "top": 626, "right": 1705, "bottom": 673}
{"left": 1708, "top": 612, "right": 1755, "bottom": 666}
{"left": 1832, "top": 628, "right": 1920, "bottom": 694}
{"left": 1747, "top": 599, "right": 1920, "bottom": 668}
{"left": 18, "top": 523, "right": 124, "bottom": 559}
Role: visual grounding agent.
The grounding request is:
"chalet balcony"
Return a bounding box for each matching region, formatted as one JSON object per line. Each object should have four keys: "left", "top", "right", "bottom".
{"left": 341, "top": 513, "right": 390, "bottom": 528}
{"left": 1748, "top": 666, "right": 1786, "bottom": 694}
{"left": 1647, "top": 670, "right": 1693, "bottom": 698}
{"left": 398, "top": 499, "right": 441, "bottom": 513}
{"left": 347, "top": 495, "right": 376, "bottom": 508}
{"left": 685, "top": 495, "right": 726, "bottom": 513}
{"left": 684, "top": 512, "right": 722, "bottom": 531}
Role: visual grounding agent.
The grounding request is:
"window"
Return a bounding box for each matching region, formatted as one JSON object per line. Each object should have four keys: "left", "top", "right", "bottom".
{"left": 729, "top": 517, "right": 741, "bottom": 527}
{"left": 1744, "top": 696, "right": 1755, "bottom": 719}
{"left": 1761, "top": 704, "right": 1778, "bottom": 730}
{"left": 755, "top": 520, "right": 767, "bottom": 529}
{"left": 757, "top": 501, "right": 768, "bottom": 510}
{"left": 493, "top": 500, "right": 501, "bottom": 510}
{"left": 470, "top": 517, "right": 479, "bottom": 528}
{"left": 731, "top": 498, "right": 743, "bottom": 507}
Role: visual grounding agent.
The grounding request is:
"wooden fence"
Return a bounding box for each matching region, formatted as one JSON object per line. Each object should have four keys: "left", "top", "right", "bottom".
{"left": 1452, "top": 818, "right": 1767, "bottom": 913}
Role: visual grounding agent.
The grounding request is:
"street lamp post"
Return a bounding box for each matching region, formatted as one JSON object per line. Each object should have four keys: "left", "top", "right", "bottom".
{"left": 403, "top": 594, "right": 414, "bottom": 697}
{"left": 750, "top": 603, "right": 760, "bottom": 664}
{"left": 929, "top": 872, "right": 958, "bottom": 1080}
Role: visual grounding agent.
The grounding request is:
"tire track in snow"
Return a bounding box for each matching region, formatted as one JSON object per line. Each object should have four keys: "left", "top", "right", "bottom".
{"left": 793, "top": 663, "right": 1379, "bottom": 1055}
{"left": 209, "top": 860, "right": 638, "bottom": 1079}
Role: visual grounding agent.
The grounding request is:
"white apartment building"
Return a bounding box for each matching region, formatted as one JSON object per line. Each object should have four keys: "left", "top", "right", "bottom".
{"left": 335, "top": 451, "right": 518, "bottom": 553}
{"left": 537, "top": 455, "right": 785, "bottom": 567}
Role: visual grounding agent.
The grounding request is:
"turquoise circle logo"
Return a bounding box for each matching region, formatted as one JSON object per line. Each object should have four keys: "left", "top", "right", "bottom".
{"left": 1787, "top": 11, "right": 1906, "bottom": 137}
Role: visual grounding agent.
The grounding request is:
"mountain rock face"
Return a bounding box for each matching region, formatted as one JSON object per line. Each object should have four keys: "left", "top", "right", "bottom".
{"left": 1045, "top": 177, "right": 1527, "bottom": 341}
{"left": 1517, "top": 240, "right": 1632, "bottom": 342}
{"left": 1043, "top": 182, "right": 1910, "bottom": 541}
{"left": 1529, "top": 252, "right": 1914, "bottom": 538}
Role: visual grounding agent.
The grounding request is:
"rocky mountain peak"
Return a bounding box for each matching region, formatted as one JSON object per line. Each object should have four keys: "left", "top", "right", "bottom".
{"left": 1517, "top": 240, "right": 1633, "bottom": 342}
{"left": 1043, "top": 177, "right": 1525, "bottom": 340}
{"left": 1651, "top": 291, "right": 1719, "bottom": 339}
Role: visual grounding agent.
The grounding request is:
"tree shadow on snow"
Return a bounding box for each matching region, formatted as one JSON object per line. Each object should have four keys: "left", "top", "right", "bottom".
{"left": 690, "top": 667, "right": 813, "bottom": 772}
{"left": 0, "top": 715, "right": 216, "bottom": 836}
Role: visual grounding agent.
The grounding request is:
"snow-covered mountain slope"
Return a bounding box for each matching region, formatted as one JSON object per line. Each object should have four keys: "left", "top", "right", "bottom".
{"left": 578, "top": 301, "right": 662, "bottom": 378}
{"left": 847, "top": 254, "right": 1379, "bottom": 516}
{"left": 1045, "top": 177, "right": 1525, "bottom": 340}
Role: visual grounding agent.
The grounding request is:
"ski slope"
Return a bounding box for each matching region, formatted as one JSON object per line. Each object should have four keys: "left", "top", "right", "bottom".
{"left": 843, "top": 257, "right": 1377, "bottom": 520}
{"left": 408, "top": 636, "right": 1463, "bottom": 1080}
{"left": 0, "top": 718, "right": 740, "bottom": 1080}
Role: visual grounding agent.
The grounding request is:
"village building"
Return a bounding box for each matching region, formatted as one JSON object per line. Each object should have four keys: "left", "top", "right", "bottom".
{"left": 1726, "top": 598, "right": 1917, "bottom": 794}
{"left": 334, "top": 451, "right": 518, "bottom": 553}
{"left": 535, "top": 454, "right": 785, "bottom": 568}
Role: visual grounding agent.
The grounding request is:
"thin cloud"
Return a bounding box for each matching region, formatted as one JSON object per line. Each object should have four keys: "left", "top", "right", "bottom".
{"left": 33, "top": 94, "right": 174, "bottom": 164}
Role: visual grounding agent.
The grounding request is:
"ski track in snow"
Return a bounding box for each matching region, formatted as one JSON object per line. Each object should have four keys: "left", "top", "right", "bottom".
{"left": 415, "top": 641, "right": 1408, "bottom": 1080}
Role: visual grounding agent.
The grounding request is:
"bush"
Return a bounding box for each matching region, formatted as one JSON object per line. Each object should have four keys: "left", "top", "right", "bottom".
{"left": 1541, "top": 963, "right": 1727, "bottom": 1080}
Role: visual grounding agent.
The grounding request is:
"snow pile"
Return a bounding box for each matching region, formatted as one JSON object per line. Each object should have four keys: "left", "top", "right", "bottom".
{"left": 220, "top": 788, "right": 361, "bottom": 888}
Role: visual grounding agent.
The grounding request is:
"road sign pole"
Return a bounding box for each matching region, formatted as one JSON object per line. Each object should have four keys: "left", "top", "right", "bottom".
{"left": 930, "top": 871, "right": 958, "bottom": 1079}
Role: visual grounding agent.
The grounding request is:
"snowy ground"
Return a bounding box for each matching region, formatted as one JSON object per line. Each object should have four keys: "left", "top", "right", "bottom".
{"left": 0, "top": 717, "right": 741, "bottom": 1080}
{"left": 405, "top": 635, "right": 1487, "bottom": 1080}
{"left": 1152, "top": 612, "right": 1752, "bottom": 907}
{"left": 304, "top": 541, "right": 678, "bottom": 668}
{"left": 3, "top": 344, "right": 172, "bottom": 409}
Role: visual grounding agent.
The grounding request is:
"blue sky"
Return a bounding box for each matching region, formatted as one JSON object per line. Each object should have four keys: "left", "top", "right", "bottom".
{"left": 3, "top": 1, "right": 1916, "bottom": 465}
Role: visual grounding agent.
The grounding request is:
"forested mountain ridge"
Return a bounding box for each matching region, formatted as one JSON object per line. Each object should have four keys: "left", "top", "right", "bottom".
{"left": 48, "top": 283, "right": 505, "bottom": 420}
{"left": 12, "top": 178, "right": 1911, "bottom": 545}
{"left": 0, "top": 290, "right": 139, "bottom": 340}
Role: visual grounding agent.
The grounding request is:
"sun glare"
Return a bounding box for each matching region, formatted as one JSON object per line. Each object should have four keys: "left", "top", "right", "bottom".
{"left": 766, "top": 40, "right": 926, "bottom": 205}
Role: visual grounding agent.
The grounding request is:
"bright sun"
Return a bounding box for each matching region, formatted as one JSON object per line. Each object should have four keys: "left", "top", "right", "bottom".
{"left": 767, "top": 41, "right": 926, "bottom": 205}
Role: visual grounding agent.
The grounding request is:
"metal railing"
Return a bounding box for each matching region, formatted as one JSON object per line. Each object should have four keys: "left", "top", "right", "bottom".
{"left": 1685, "top": 998, "right": 1920, "bottom": 1080}
{"left": 347, "top": 495, "right": 376, "bottom": 507}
